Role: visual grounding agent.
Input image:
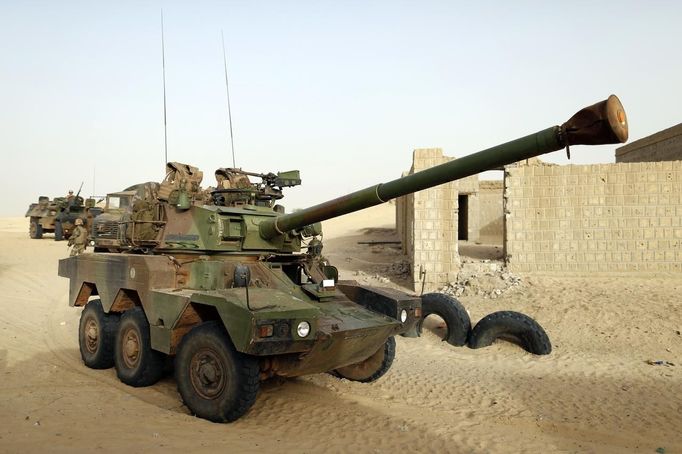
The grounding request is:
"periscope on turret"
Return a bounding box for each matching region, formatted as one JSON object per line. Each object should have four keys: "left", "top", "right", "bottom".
{"left": 57, "top": 95, "right": 628, "bottom": 422}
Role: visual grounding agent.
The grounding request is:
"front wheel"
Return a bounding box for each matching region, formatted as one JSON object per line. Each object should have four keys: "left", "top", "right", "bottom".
{"left": 175, "top": 321, "right": 260, "bottom": 423}
{"left": 114, "top": 307, "right": 166, "bottom": 386}
{"left": 333, "top": 336, "right": 396, "bottom": 383}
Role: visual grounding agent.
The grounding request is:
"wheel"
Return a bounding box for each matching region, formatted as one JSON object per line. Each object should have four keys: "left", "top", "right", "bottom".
{"left": 333, "top": 336, "right": 396, "bottom": 383}
{"left": 468, "top": 311, "right": 552, "bottom": 355}
{"left": 78, "top": 299, "right": 119, "bottom": 369}
{"left": 29, "top": 218, "right": 43, "bottom": 239}
{"left": 54, "top": 221, "right": 64, "bottom": 241}
{"left": 175, "top": 321, "right": 260, "bottom": 422}
{"left": 114, "top": 307, "right": 166, "bottom": 386}
{"left": 417, "top": 293, "right": 471, "bottom": 346}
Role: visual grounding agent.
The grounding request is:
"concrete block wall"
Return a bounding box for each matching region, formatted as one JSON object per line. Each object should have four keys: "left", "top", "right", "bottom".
{"left": 505, "top": 159, "right": 682, "bottom": 273}
{"left": 396, "top": 148, "right": 465, "bottom": 291}
{"left": 479, "top": 180, "right": 504, "bottom": 241}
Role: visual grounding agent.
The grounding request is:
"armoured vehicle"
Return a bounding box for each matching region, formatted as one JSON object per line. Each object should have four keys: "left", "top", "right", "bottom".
{"left": 26, "top": 191, "right": 101, "bottom": 240}
{"left": 26, "top": 196, "right": 61, "bottom": 239}
{"left": 58, "top": 95, "right": 628, "bottom": 422}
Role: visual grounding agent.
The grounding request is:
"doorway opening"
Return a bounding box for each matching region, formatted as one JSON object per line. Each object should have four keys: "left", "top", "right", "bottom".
{"left": 458, "top": 194, "right": 468, "bottom": 241}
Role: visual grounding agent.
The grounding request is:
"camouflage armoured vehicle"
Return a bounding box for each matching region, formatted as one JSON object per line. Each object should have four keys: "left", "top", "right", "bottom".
{"left": 58, "top": 96, "right": 628, "bottom": 422}
{"left": 53, "top": 193, "right": 102, "bottom": 241}
{"left": 26, "top": 192, "right": 101, "bottom": 240}
{"left": 26, "top": 196, "right": 60, "bottom": 239}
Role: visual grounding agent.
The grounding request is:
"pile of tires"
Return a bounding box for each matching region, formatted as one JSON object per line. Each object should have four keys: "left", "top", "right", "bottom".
{"left": 417, "top": 293, "right": 551, "bottom": 355}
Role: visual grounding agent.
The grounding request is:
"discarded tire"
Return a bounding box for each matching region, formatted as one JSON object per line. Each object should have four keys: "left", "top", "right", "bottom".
{"left": 468, "top": 311, "right": 551, "bottom": 355}
{"left": 418, "top": 293, "right": 471, "bottom": 347}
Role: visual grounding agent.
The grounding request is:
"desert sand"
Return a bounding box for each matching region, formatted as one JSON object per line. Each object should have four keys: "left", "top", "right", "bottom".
{"left": 1, "top": 204, "right": 681, "bottom": 453}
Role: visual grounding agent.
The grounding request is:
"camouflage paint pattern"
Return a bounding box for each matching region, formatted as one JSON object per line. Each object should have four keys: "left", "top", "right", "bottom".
{"left": 59, "top": 95, "right": 628, "bottom": 380}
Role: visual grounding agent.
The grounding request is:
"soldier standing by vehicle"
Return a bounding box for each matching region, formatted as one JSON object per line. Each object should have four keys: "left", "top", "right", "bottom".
{"left": 67, "top": 218, "right": 87, "bottom": 256}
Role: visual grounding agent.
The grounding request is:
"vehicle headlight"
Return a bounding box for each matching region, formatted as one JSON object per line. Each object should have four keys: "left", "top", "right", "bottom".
{"left": 400, "top": 309, "right": 408, "bottom": 323}
{"left": 297, "top": 321, "right": 311, "bottom": 338}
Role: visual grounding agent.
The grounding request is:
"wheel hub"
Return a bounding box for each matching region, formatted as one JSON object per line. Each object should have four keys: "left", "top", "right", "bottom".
{"left": 85, "top": 319, "right": 99, "bottom": 353}
{"left": 190, "top": 349, "right": 226, "bottom": 400}
{"left": 122, "top": 328, "right": 140, "bottom": 368}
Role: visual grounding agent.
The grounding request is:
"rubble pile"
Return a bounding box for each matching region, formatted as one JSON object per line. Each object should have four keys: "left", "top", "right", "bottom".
{"left": 440, "top": 259, "right": 524, "bottom": 299}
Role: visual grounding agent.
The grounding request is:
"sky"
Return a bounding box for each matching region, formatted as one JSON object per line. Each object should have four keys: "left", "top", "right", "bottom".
{"left": 1, "top": 0, "right": 681, "bottom": 216}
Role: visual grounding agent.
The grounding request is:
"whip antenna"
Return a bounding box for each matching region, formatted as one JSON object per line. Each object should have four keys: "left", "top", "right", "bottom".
{"left": 221, "top": 30, "right": 236, "bottom": 167}
{"left": 161, "top": 10, "right": 169, "bottom": 166}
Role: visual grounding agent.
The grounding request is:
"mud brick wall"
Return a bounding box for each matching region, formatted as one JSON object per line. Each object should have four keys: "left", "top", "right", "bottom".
{"left": 504, "top": 160, "right": 682, "bottom": 273}
{"left": 396, "top": 148, "right": 479, "bottom": 291}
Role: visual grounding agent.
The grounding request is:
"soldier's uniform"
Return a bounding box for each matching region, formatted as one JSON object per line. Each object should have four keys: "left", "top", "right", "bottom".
{"left": 68, "top": 219, "right": 88, "bottom": 256}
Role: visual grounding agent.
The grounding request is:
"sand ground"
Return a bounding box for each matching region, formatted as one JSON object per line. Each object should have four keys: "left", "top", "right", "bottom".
{"left": 1, "top": 205, "right": 681, "bottom": 453}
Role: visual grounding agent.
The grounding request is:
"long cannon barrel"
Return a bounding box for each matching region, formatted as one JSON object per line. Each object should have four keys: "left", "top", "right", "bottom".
{"left": 259, "top": 95, "right": 628, "bottom": 240}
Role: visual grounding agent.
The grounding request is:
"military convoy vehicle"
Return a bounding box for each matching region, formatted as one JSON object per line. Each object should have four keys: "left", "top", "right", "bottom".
{"left": 90, "top": 182, "right": 161, "bottom": 252}
{"left": 26, "top": 196, "right": 60, "bottom": 239}
{"left": 26, "top": 192, "right": 101, "bottom": 240}
{"left": 58, "top": 95, "right": 628, "bottom": 422}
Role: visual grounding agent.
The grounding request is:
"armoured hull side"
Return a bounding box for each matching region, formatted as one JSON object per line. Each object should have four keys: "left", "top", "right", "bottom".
{"left": 58, "top": 253, "right": 177, "bottom": 312}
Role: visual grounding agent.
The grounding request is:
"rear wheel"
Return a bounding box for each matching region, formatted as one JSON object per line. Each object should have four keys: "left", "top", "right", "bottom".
{"left": 78, "top": 299, "right": 119, "bottom": 369}
{"left": 54, "top": 221, "right": 64, "bottom": 241}
{"left": 175, "top": 321, "right": 260, "bottom": 422}
{"left": 114, "top": 307, "right": 166, "bottom": 386}
{"left": 29, "top": 218, "right": 43, "bottom": 239}
{"left": 333, "top": 336, "right": 396, "bottom": 383}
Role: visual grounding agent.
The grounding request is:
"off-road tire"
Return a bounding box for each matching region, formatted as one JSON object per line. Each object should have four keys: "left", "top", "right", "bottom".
{"left": 29, "top": 218, "right": 43, "bottom": 239}
{"left": 468, "top": 311, "right": 552, "bottom": 355}
{"left": 114, "top": 307, "right": 166, "bottom": 386}
{"left": 418, "top": 293, "right": 471, "bottom": 346}
{"left": 175, "top": 321, "right": 260, "bottom": 423}
{"left": 54, "top": 221, "right": 64, "bottom": 241}
{"left": 79, "top": 299, "right": 119, "bottom": 369}
{"left": 333, "top": 336, "right": 396, "bottom": 383}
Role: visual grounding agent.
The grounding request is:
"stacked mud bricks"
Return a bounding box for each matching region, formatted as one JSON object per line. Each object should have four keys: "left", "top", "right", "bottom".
{"left": 396, "top": 148, "right": 479, "bottom": 291}
{"left": 505, "top": 159, "right": 682, "bottom": 273}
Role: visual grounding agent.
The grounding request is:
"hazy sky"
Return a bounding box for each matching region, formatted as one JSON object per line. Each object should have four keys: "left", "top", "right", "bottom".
{"left": 2, "top": 1, "right": 681, "bottom": 216}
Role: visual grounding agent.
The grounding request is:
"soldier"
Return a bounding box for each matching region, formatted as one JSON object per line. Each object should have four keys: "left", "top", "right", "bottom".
{"left": 68, "top": 218, "right": 88, "bottom": 256}
{"left": 66, "top": 190, "right": 74, "bottom": 201}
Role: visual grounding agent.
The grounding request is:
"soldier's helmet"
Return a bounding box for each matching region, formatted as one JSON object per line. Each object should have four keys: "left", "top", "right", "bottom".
{"left": 75, "top": 218, "right": 83, "bottom": 225}
{"left": 68, "top": 190, "right": 74, "bottom": 194}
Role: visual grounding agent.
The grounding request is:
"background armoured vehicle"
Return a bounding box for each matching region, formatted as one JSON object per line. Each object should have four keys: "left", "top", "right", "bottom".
{"left": 58, "top": 96, "right": 628, "bottom": 422}
{"left": 53, "top": 193, "right": 102, "bottom": 241}
{"left": 26, "top": 192, "right": 102, "bottom": 240}
{"left": 26, "top": 196, "right": 60, "bottom": 239}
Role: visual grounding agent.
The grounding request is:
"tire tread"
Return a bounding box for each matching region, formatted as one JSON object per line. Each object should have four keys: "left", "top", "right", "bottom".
{"left": 468, "top": 310, "right": 551, "bottom": 355}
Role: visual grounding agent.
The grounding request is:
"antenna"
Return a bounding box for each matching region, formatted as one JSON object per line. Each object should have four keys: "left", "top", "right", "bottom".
{"left": 92, "top": 165, "right": 96, "bottom": 198}
{"left": 221, "top": 30, "right": 236, "bottom": 167}
{"left": 161, "top": 10, "right": 169, "bottom": 166}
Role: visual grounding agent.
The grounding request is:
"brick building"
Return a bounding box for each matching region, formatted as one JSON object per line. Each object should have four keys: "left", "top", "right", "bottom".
{"left": 397, "top": 123, "right": 682, "bottom": 290}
